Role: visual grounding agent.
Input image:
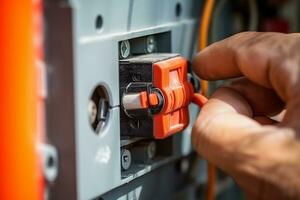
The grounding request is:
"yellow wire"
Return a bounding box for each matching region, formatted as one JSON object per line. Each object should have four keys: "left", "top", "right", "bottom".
{"left": 198, "top": 1, "right": 216, "bottom": 200}
{"left": 199, "top": 0, "right": 215, "bottom": 51}
{"left": 199, "top": 0, "right": 215, "bottom": 97}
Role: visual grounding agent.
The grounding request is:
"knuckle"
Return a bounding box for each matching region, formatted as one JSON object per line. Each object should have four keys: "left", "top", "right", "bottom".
{"left": 227, "top": 31, "right": 259, "bottom": 49}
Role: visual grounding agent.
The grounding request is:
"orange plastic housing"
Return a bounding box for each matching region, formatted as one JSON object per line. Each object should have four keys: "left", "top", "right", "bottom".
{"left": 153, "top": 57, "right": 193, "bottom": 139}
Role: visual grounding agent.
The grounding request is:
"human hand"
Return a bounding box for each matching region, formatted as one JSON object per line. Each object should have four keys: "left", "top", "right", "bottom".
{"left": 192, "top": 32, "right": 300, "bottom": 200}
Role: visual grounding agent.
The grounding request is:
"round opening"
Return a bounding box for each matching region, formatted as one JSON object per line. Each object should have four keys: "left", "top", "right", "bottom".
{"left": 95, "top": 15, "right": 103, "bottom": 30}
{"left": 175, "top": 3, "right": 182, "bottom": 18}
{"left": 89, "top": 85, "right": 110, "bottom": 134}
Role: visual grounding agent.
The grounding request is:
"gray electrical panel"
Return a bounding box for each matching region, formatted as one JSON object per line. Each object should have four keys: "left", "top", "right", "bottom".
{"left": 44, "top": 0, "right": 212, "bottom": 199}
{"left": 42, "top": 0, "right": 300, "bottom": 199}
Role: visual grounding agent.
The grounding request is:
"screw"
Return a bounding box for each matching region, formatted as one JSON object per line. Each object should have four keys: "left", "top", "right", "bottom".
{"left": 146, "top": 35, "right": 156, "bottom": 53}
{"left": 121, "top": 149, "right": 132, "bottom": 171}
{"left": 120, "top": 40, "right": 130, "bottom": 58}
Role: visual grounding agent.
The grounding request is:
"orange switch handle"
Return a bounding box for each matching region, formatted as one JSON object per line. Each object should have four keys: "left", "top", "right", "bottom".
{"left": 139, "top": 91, "right": 149, "bottom": 109}
{"left": 153, "top": 56, "right": 192, "bottom": 139}
{"left": 148, "top": 93, "right": 158, "bottom": 106}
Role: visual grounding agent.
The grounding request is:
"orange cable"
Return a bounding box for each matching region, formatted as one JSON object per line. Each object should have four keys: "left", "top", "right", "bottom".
{"left": 198, "top": 0, "right": 215, "bottom": 97}
{"left": 199, "top": 0, "right": 215, "bottom": 51}
{"left": 197, "top": 0, "right": 216, "bottom": 200}
{"left": 192, "top": 93, "right": 208, "bottom": 107}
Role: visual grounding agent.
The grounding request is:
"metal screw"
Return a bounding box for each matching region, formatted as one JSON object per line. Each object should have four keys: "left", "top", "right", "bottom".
{"left": 120, "top": 40, "right": 130, "bottom": 58}
{"left": 121, "top": 149, "right": 132, "bottom": 171}
{"left": 146, "top": 35, "right": 156, "bottom": 53}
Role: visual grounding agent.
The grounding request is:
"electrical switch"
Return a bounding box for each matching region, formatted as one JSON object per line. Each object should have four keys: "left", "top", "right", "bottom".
{"left": 119, "top": 53, "right": 195, "bottom": 139}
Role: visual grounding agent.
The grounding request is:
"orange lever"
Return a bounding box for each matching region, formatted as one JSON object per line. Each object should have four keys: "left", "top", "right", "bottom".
{"left": 120, "top": 54, "right": 207, "bottom": 140}
{"left": 148, "top": 93, "right": 159, "bottom": 106}
{"left": 139, "top": 91, "right": 160, "bottom": 108}
{"left": 153, "top": 56, "right": 194, "bottom": 139}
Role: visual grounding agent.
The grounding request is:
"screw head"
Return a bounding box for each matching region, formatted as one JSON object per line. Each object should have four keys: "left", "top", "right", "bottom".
{"left": 120, "top": 40, "right": 130, "bottom": 58}
{"left": 121, "top": 149, "right": 132, "bottom": 170}
{"left": 146, "top": 36, "right": 156, "bottom": 53}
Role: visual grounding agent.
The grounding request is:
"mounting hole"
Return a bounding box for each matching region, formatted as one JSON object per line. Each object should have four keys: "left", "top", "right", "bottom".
{"left": 95, "top": 15, "right": 103, "bottom": 30}
{"left": 89, "top": 85, "right": 110, "bottom": 134}
{"left": 175, "top": 3, "right": 182, "bottom": 18}
{"left": 47, "top": 156, "right": 55, "bottom": 168}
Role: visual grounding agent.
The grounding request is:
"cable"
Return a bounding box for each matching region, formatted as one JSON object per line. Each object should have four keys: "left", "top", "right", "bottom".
{"left": 198, "top": 0, "right": 216, "bottom": 200}
{"left": 192, "top": 93, "right": 208, "bottom": 107}
{"left": 196, "top": 1, "right": 258, "bottom": 199}
{"left": 199, "top": 0, "right": 215, "bottom": 51}
{"left": 199, "top": 0, "right": 215, "bottom": 97}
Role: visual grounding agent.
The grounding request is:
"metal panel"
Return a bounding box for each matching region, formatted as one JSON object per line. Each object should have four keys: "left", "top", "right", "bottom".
{"left": 45, "top": 0, "right": 203, "bottom": 199}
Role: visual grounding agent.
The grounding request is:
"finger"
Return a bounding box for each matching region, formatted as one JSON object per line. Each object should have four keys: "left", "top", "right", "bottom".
{"left": 192, "top": 87, "right": 277, "bottom": 170}
{"left": 192, "top": 32, "right": 265, "bottom": 81}
{"left": 228, "top": 78, "right": 285, "bottom": 116}
{"left": 192, "top": 87, "right": 256, "bottom": 162}
{"left": 193, "top": 32, "right": 300, "bottom": 101}
{"left": 192, "top": 87, "right": 298, "bottom": 198}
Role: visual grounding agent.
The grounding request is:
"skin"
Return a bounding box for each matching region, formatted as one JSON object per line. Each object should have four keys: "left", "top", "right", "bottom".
{"left": 192, "top": 32, "right": 300, "bottom": 200}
